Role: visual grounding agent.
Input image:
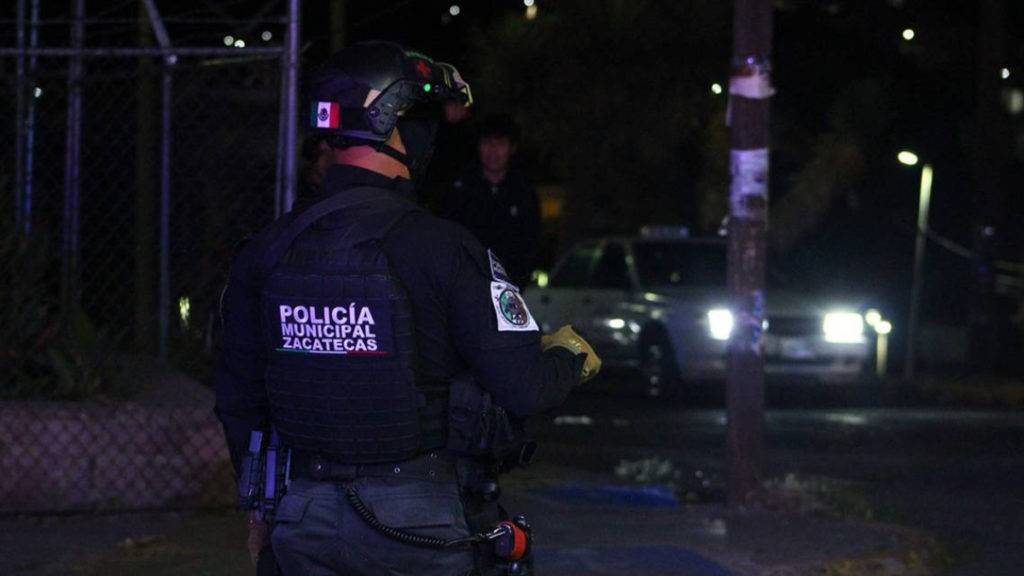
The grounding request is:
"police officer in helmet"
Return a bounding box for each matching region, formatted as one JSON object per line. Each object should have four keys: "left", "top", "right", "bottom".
{"left": 215, "top": 41, "right": 601, "bottom": 576}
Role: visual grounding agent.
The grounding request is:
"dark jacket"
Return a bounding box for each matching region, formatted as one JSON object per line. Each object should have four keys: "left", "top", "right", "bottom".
{"left": 437, "top": 170, "right": 541, "bottom": 287}
{"left": 214, "top": 165, "right": 580, "bottom": 475}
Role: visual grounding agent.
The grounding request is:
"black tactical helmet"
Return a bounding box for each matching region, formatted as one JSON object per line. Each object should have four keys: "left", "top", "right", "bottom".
{"left": 305, "top": 41, "right": 472, "bottom": 146}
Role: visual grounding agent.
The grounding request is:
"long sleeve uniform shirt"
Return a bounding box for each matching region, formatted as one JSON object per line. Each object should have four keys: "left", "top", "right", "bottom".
{"left": 214, "top": 165, "right": 581, "bottom": 474}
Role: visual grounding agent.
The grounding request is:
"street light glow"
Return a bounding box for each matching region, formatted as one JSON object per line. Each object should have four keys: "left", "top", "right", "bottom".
{"left": 865, "top": 309, "right": 882, "bottom": 327}
{"left": 234, "top": 39, "right": 245, "bottom": 48}
{"left": 711, "top": 83, "right": 723, "bottom": 95}
{"left": 449, "top": 4, "right": 460, "bottom": 16}
{"left": 223, "top": 35, "right": 234, "bottom": 46}
{"left": 707, "top": 309, "right": 734, "bottom": 341}
{"left": 261, "top": 30, "right": 272, "bottom": 41}
{"left": 524, "top": 0, "right": 535, "bottom": 6}
{"left": 179, "top": 296, "right": 191, "bottom": 325}
{"left": 902, "top": 28, "right": 915, "bottom": 41}
{"left": 876, "top": 320, "right": 893, "bottom": 335}
{"left": 526, "top": 4, "right": 538, "bottom": 19}
{"left": 1001, "top": 68, "right": 1010, "bottom": 80}
{"left": 897, "top": 150, "right": 919, "bottom": 166}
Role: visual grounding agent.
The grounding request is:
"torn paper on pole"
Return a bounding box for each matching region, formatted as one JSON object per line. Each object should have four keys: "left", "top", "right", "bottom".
{"left": 729, "top": 68, "right": 776, "bottom": 100}
{"left": 729, "top": 149, "right": 769, "bottom": 222}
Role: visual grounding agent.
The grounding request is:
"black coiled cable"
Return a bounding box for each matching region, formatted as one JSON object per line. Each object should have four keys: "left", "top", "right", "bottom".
{"left": 345, "top": 488, "right": 480, "bottom": 549}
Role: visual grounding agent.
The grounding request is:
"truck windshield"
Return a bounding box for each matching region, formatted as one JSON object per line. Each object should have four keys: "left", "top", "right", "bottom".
{"left": 633, "top": 241, "right": 726, "bottom": 288}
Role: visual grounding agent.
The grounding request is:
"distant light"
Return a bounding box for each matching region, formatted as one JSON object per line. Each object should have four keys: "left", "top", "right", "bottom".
{"left": 1001, "top": 67, "right": 1010, "bottom": 80}
{"left": 178, "top": 296, "right": 191, "bottom": 325}
{"left": 234, "top": 39, "right": 245, "bottom": 48}
{"left": 532, "top": 270, "right": 549, "bottom": 288}
{"left": 902, "top": 28, "right": 915, "bottom": 41}
{"left": 523, "top": 0, "right": 535, "bottom": 5}
{"left": 33, "top": 86, "right": 42, "bottom": 98}
{"left": 223, "top": 35, "right": 234, "bottom": 46}
{"left": 261, "top": 30, "right": 272, "bottom": 42}
{"left": 423, "top": 83, "right": 433, "bottom": 93}
{"left": 897, "top": 150, "right": 919, "bottom": 166}
{"left": 607, "top": 318, "right": 626, "bottom": 330}
{"left": 865, "top": 309, "right": 882, "bottom": 327}
{"left": 823, "top": 312, "right": 865, "bottom": 343}
{"left": 525, "top": 4, "right": 538, "bottom": 19}
{"left": 1007, "top": 89, "right": 1024, "bottom": 116}
{"left": 449, "top": 4, "right": 460, "bottom": 16}
{"left": 707, "top": 309, "right": 734, "bottom": 341}
{"left": 711, "top": 83, "right": 723, "bottom": 95}
{"left": 875, "top": 320, "right": 893, "bottom": 335}
{"left": 640, "top": 225, "right": 689, "bottom": 238}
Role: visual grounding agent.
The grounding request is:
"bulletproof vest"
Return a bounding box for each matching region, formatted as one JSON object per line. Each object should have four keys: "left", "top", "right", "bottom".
{"left": 258, "top": 187, "right": 443, "bottom": 463}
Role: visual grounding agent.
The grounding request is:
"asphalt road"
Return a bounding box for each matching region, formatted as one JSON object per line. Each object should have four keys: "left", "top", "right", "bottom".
{"left": 532, "top": 382, "right": 1024, "bottom": 576}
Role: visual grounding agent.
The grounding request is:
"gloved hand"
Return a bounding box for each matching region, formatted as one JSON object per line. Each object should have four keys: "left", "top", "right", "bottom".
{"left": 541, "top": 325, "right": 602, "bottom": 383}
{"left": 247, "top": 510, "right": 269, "bottom": 566}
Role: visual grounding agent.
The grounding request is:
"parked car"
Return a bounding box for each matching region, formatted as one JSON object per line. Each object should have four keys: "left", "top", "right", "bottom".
{"left": 526, "top": 227, "right": 884, "bottom": 396}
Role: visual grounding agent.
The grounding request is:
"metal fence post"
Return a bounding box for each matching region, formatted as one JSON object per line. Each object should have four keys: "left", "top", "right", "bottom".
{"left": 274, "top": 61, "right": 287, "bottom": 218}
{"left": 142, "top": 0, "right": 175, "bottom": 360}
{"left": 14, "top": 0, "right": 26, "bottom": 229}
{"left": 61, "top": 0, "right": 85, "bottom": 309}
{"left": 281, "top": 0, "right": 301, "bottom": 214}
{"left": 23, "top": 0, "right": 41, "bottom": 235}
{"left": 157, "top": 67, "right": 173, "bottom": 359}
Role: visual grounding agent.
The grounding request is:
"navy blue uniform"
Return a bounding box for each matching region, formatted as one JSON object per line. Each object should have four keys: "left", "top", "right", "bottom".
{"left": 215, "top": 165, "right": 580, "bottom": 576}
{"left": 437, "top": 170, "right": 541, "bottom": 288}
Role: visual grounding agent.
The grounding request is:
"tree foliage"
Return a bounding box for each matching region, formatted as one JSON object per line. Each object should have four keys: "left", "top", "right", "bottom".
{"left": 471, "top": 3, "right": 911, "bottom": 254}
{"left": 471, "top": 0, "right": 731, "bottom": 241}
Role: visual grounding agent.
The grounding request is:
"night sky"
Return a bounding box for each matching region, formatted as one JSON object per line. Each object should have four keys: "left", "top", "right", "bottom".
{"left": 3, "top": 0, "right": 1022, "bottom": 332}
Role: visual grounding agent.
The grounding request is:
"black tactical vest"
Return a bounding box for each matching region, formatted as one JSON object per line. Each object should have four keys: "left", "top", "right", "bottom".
{"left": 259, "top": 187, "right": 441, "bottom": 464}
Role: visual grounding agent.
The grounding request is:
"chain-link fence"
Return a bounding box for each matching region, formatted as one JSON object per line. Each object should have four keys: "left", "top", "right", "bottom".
{"left": 1, "top": 2, "right": 300, "bottom": 513}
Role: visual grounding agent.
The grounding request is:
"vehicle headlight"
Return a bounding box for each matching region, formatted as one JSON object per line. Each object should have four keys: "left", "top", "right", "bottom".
{"left": 822, "top": 312, "right": 865, "bottom": 343}
{"left": 707, "top": 309, "right": 734, "bottom": 341}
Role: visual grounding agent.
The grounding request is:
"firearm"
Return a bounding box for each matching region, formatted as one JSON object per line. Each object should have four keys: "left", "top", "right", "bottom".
{"left": 239, "top": 429, "right": 289, "bottom": 576}
{"left": 239, "top": 431, "right": 266, "bottom": 510}
{"left": 239, "top": 430, "right": 289, "bottom": 517}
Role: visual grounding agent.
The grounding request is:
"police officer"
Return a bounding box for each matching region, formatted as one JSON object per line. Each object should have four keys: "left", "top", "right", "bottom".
{"left": 438, "top": 115, "right": 541, "bottom": 288}
{"left": 214, "top": 41, "right": 601, "bottom": 576}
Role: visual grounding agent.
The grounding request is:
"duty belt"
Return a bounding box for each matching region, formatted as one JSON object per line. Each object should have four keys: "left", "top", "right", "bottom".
{"left": 290, "top": 450, "right": 458, "bottom": 483}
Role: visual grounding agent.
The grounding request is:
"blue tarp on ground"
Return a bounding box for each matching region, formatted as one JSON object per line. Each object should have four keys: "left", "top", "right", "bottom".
{"left": 535, "top": 544, "right": 734, "bottom": 576}
{"left": 535, "top": 483, "right": 680, "bottom": 508}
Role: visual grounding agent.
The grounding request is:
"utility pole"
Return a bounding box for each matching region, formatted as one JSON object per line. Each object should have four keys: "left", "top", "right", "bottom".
{"left": 904, "top": 164, "right": 934, "bottom": 382}
{"left": 726, "top": 0, "right": 773, "bottom": 506}
{"left": 969, "top": 0, "right": 1007, "bottom": 372}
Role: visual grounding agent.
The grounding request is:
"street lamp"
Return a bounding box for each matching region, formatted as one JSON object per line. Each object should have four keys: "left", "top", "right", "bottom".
{"left": 865, "top": 309, "right": 893, "bottom": 378}
{"left": 875, "top": 320, "right": 893, "bottom": 378}
{"left": 898, "top": 150, "right": 933, "bottom": 382}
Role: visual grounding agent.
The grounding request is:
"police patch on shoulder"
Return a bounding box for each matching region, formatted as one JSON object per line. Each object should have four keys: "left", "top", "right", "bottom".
{"left": 488, "top": 250, "right": 516, "bottom": 288}
{"left": 490, "top": 282, "right": 538, "bottom": 332}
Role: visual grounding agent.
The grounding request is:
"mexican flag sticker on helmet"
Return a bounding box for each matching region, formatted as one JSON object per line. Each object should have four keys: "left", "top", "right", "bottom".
{"left": 312, "top": 101, "right": 340, "bottom": 129}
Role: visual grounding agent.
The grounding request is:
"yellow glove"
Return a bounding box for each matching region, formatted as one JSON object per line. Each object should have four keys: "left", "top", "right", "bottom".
{"left": 541, "top": 325, "right": 602, "bottom": 383}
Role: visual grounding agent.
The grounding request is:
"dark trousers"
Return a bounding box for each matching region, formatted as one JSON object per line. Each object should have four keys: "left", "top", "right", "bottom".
{"left": 271, "top": 476, "right": 476, "bottom": 576}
